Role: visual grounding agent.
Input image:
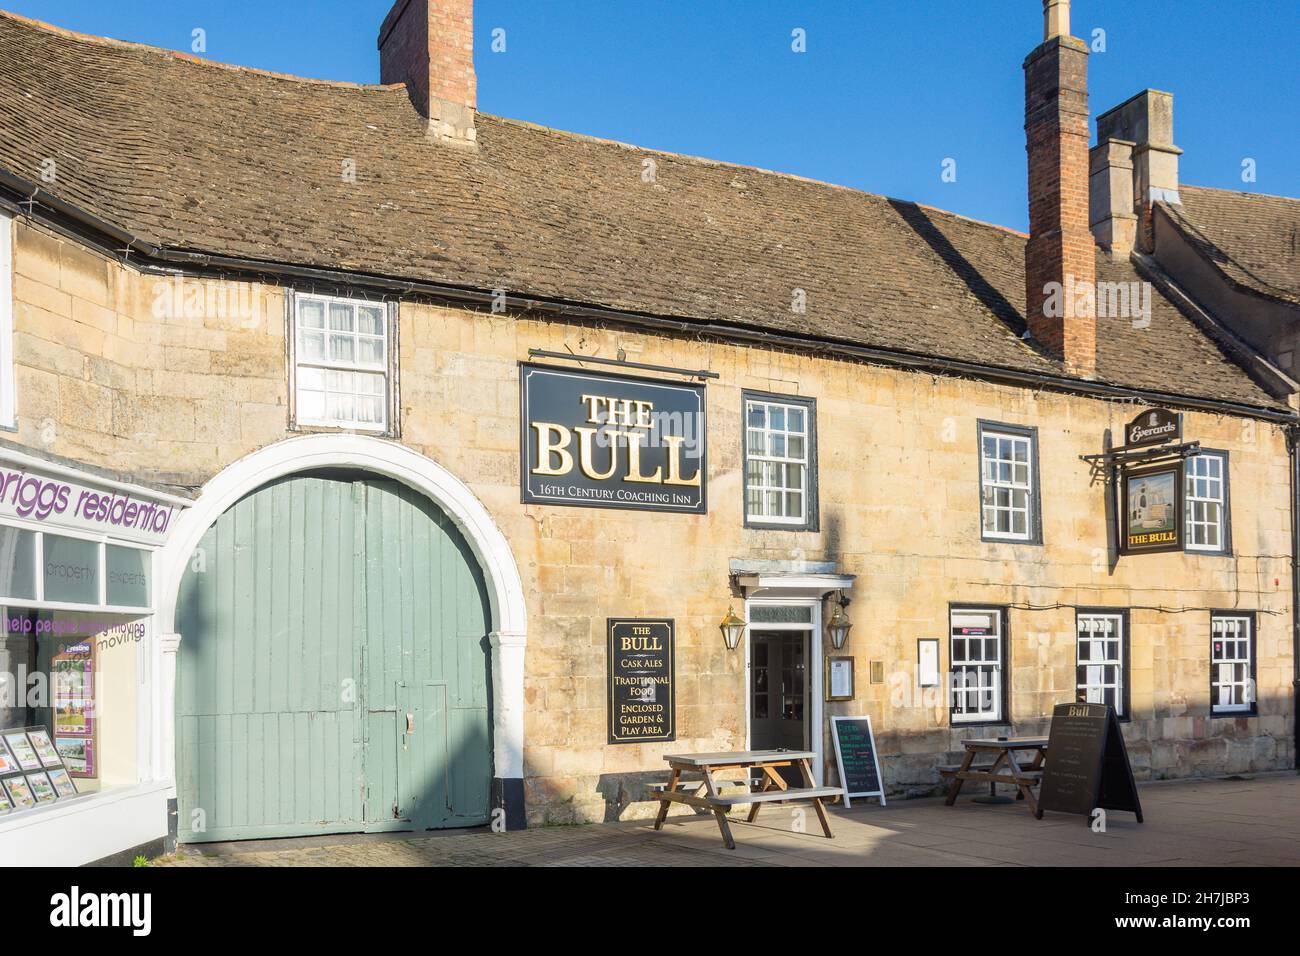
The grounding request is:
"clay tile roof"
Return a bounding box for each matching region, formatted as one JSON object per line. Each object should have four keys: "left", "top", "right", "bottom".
{"left": 1161, "top": 185, "right": 1300, "bottom": 308}
{"left": 0, "top": 11, "right": 1289, "bottom": 412}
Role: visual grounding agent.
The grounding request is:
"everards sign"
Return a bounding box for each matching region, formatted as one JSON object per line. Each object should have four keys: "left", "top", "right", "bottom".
{"left": 519, "top": 364, "right": 706, "bottom": 513}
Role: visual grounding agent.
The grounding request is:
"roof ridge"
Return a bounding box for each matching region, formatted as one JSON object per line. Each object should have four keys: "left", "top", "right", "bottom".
{"left": 0, "top": 8, "right": 401, "bottom": 92}
{"left": 1181, "top": 182, "right": 1300, "bottom": 205}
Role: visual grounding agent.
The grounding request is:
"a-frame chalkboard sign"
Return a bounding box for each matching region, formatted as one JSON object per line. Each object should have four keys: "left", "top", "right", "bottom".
{"left": 830, "top": 716, "right": 886, "bottom": 808}
{"left": 1036, "top": 702, "right": 1143, "bottom": 825}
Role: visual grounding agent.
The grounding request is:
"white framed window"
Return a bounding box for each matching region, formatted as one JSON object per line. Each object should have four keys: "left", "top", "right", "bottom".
{"left": 978, "top": 423, "right": 1039, "bottom": 542}
{"left": 292, "top": 292, "right": 391, "bottom": 431}
{"left": 949, "top": 607, "right": 1005, "bottom": 723}
{"left": 1185, "top": 452, "right": 1229, "bottom": 553}
{"left": 0, "top": 207, "right": 14, "bottom": 429}
{"left": 1211, "top": 614, "right": 1254, "bottom": 715}
{"left": 743, "top": 394, "right": 816, "bottom": 529}
{"left": 1076, "top": 612, "right": 1125, "bottom": 715}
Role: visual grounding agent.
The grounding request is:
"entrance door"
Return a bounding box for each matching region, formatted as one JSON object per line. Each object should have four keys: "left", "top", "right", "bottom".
{"left": 749, "top": 630, "right": 808, "bottom": 783}
{"left": 175, "top": 474, "right": 492, "bottom": 842}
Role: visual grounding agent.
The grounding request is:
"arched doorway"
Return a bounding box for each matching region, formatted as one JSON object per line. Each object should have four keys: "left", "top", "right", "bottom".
{"left": 175, "top": 472, "right": 492, "bottom": 841}
{"left": 155, "top": 435, "right": 528, "bottom": 838}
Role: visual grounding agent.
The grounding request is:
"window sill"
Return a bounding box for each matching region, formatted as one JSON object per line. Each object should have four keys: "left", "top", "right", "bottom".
{"left": 1209, "top": 708, "right": 1257, "bottom": 719}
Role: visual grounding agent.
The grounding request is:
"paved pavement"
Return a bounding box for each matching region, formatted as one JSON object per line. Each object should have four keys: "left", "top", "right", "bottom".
{"left": 153, "top": 771, "right": 1300, "bottom": 867}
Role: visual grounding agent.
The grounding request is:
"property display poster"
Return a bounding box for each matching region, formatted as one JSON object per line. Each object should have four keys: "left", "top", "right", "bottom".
{"left": 52, "top": 640, "right": 96, "bottom": 777}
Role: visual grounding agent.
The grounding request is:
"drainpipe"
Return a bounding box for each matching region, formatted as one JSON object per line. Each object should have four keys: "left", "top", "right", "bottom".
{"left": 1290, "top": 424, "right": 1300, "bottom": 767}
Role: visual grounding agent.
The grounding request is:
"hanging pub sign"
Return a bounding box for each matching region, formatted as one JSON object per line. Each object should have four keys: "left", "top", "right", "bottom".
{"left": 1120, "top": 462, "right": 1184, "bottom": 554}
{"left": 607, "top": 619, "right": 675, "bottom": 744}
{"left": 520, "top": 364, "right": 706, "bottom": 513}
{"left": 1122, "top": 408, "right": 1181, "bottom": 449}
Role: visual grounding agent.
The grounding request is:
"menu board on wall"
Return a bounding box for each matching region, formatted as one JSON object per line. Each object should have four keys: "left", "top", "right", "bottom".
{"left": 607, "top": 619, "right": 675, "bottom": 743}
{"left": 52, "top": 640, "right": 96, "bottom": 777}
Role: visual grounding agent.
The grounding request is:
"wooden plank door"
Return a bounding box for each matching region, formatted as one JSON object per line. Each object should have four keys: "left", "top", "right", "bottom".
{"left": 176, "top": 474, "right": 492, "bottom": 842}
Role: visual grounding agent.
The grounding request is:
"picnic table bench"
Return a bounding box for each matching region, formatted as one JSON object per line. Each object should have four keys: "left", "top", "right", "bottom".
{"left": 651, "top": 749, "right": 844, "bottom": 849}
{"left": 943, "top": 736, "right": 1048, "bottom": 815}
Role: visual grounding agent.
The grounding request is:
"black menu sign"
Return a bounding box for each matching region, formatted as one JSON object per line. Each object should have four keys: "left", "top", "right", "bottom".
{"left": 607, "top": 619, "right": 675, "bottom": 744}
{"left": 520, "top": 364, "right": 706, "bottom": 513}
{"left": 1036, "top": 702, "right": 1143, "bottom": 825}
{"left": 830, "top": 716, "right": 886, "bottom": 807}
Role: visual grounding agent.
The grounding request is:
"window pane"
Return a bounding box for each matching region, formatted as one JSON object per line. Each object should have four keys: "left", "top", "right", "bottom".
{"left": 328, "top": 303, "right": 354, "bottom": 331}
{"left": 299, "top": 331, "right": 325, "bottom": 361}
{"left": 357, "top": 306, "right": 384, "bottom": 335}
{"left": 358, "top": 337, "right": 385, "bottom": 365}
{"left": 0, "top": 527, "right": 37, "bottom": 600}
{"left": 328, "top": 334, "right": 355, "bottom": 363}
{"left": 105, "top": 545, "right": 150, "bottom": 608}
{"left": 43, "top": 535, "right": 99, "bottom": 605}
{"left": 298, "top": 299, "right": 325, "bottom": 328}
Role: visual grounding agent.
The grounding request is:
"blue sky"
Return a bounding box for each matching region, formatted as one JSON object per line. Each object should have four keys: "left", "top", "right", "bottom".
{"left": 8, "top": 0, "right": 1297, "bottom": 230}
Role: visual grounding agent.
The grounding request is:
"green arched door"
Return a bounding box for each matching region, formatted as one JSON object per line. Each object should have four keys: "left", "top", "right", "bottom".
{"left": 175, "top": 473, "right": 492, "bottom": 842}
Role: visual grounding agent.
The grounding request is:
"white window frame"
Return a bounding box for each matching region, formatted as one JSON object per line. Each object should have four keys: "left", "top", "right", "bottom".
{"left": 1210, "top": 614, "right": 1254, "bottom": 715}
{"left": 949, "top": 607, "right": 1005, "bottom": 724}
{"left": 0, "top": 207, "right": 15, "bottom": 429}
{"left": 743, "top": 396, "right": 813, "bottom": 527}
{"left": 1076, "top": 612, "right": 1125, "bottom": 716}
{"left": 291, "top": 291, "right": 392, "bottom": 433}
{"left": 1185, "top": 452, "right": 1228, "bottom": 553}
{"left": 978, "top": 424, "right": 1038, "bottom": 542}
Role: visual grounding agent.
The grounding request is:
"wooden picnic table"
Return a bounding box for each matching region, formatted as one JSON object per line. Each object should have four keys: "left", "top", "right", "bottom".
{"left": 651, "top": 750, "right": 844, "bottom": 849}
{"left": 942, "top": 736, "right": 1049, "bottom": 815}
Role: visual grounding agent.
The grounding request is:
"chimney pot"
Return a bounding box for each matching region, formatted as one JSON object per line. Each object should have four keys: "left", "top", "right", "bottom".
{"left": 1043, "top": 0, "right": 1071, "bottom": 40}
{"left": 379, "top": 0, "right": 477, "bottom": 144}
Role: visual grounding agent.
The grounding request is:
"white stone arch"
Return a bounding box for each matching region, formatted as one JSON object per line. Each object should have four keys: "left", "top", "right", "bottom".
{"left": 155, "top": 434, "right": 527, "bottom": 825}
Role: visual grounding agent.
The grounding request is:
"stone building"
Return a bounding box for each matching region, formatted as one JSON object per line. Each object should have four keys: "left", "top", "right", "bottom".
{"left": 0, "top": 0, "right": 1295, "bottom": 864}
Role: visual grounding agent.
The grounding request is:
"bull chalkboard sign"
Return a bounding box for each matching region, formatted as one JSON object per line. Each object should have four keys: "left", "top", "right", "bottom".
{"left": 830, "top": 716, "right": 886, "bottom": 808}
{"left": 1036, "top": 702, "right": 1143, "bottom": 825}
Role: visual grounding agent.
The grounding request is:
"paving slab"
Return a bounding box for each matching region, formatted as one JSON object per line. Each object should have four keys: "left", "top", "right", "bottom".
{"left": 153, "top": 771, "right": 1300, "bottom": 868}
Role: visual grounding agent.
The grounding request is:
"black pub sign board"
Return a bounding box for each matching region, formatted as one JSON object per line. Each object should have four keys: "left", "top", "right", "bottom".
{"left": 1122, "top": 408, "right": 1182, "bottom": 449}
{"left": 1120, "top": 462, "right": 1184, "bottom": 554}
{"left": 607, "top": 619, "right": 675, "bottom": 744}
{"left": 520, "top": 364, "right": 706, "bottom": 513}
{"left": 1036, "top": 702, "right": 1143, "bottom": 825}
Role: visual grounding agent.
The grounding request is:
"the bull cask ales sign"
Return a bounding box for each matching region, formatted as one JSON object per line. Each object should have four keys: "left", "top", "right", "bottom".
{"left": 607, "top": 619, "right": 675, "bottom": 743}
{"left": 520, "top": 364, "right": 706, "bottom": 513}
{"left": 1121, "top": 462, "right": 1184, "bottom": 554}
{"left": 1122, "top": 408, "right": 1182, "bottom": 449}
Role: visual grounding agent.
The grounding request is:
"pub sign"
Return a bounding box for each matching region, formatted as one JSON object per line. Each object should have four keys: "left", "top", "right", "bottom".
{"left": 1123, "top": 408, "right": 1181, "bottom": 449}
{"left": 1120, "top": 462, "right": 1184, "bottom": 554}
{"left": 607, "top": 619, "right": 675, "bottom": 744}
{"left": 520, "top": 364, "right": 706, "bottom": 513}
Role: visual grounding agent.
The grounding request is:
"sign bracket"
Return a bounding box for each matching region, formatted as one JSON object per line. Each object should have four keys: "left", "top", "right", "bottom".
{"left": 527, "top": 348, "right": 719, "bottom": 381}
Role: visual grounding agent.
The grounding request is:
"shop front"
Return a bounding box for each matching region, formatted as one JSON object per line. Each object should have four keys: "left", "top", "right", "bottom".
{"left": 0, "top": 446, "right": 190, "bottom": 865}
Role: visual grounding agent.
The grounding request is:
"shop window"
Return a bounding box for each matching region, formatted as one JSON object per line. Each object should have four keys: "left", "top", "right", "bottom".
{"left": 1210, "top": 613, "right": 1255, "bottom": 715}
{"left": 291, "top": 292, "right": 393, "bottom": 432}
{"left": 742, "top": 392, "right": 817, "bottom": 530}
{"left": 0, "top": 527, "right": 36, "bottom": 601}
{"left": 1076, "top": 611, "right": 1127, "bottom": 716}
{"left": 0, "top": 208, "right": 12, "bottom": 429}
{"left": 1185, "top": 452, "right": 1230, "bottom": 554}
{"left": 1, "top": 609, "right": 147, "bottom": 807}
{"left": 978, "top": 422, "right": 1040, "bottom": 543}
{"left": 949, "top": 607, "right": 1006, "bottom": 723}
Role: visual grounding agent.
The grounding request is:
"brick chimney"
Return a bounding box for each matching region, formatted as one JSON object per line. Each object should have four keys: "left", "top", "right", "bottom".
{"left": 1023, "top": 0, "right": 1096, "bottom": 378}
{"left": 1095, "top": 90, "right": 1181, "bottom": 251}
{"left": 379, "top": 0, "right": 476, "bottom": 144}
